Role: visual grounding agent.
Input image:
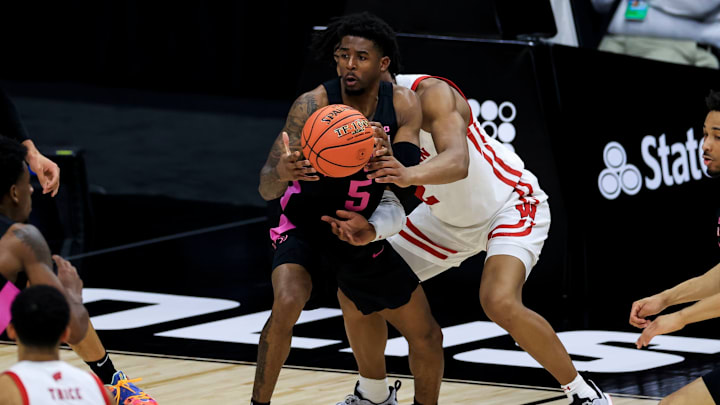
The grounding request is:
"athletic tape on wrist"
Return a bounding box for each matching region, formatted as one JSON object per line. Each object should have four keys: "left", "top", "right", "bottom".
{"left": 368, "top": 190, "right": 405, "bottom": 241}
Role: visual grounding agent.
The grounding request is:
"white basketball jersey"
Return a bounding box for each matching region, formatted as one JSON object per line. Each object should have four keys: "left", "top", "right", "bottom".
{"left": 4, "top": 361, "right": 110, "bottom": 404}
{"left": 394, "top": 74, "right": 547, "bottom": 228}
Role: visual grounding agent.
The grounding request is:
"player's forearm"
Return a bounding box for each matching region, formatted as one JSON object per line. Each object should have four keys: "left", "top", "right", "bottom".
{"left": 676, "top": 292, "right": 720, "bottom": 327}
{"left": 407, "top": 149, "right": 468, "bottom": 185}
{"left": 21, "top": 139, "right": 40, "bottom": 163}
{"left": 258, "top": 164, "right": 288, "bottom": 201}
{"left": 660, "top": 262, "right": 720, "bottom": 305}
{"left": 66, "top": 300, "right": 90, "bottom": 345}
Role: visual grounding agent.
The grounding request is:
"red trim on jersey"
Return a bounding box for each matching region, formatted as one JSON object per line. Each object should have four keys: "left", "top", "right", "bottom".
{"left": 488, "top": 226, "right": 534, "bottom": 239}
{"left": 471, "top": 122, "right": 524, "bottom": 178}
{"left": 466, "top": 131, "right": 519, "bottom": 190}
{"left": 90, "top": 372, "right": 113, "bottom": 405}
{"left": 488, "top": 202, "right": 537, "bottom": 240}
{"left": 405, "top": 218, "right": 458, "bottom": 253}
{"left": 399, "top": 230, "right": 448, "bottom": 260}
{"left": 4, "top": 371, "right": 29, "bottom": 405}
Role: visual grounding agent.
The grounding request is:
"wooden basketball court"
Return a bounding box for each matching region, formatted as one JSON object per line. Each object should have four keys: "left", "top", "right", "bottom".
{"left": 0, "top": 342, "right": 660, "bottom": 404}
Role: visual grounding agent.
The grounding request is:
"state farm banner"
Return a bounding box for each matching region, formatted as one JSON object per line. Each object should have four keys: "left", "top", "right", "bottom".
{"left": 546, "top": 45, "right": 720, "bottom": 330}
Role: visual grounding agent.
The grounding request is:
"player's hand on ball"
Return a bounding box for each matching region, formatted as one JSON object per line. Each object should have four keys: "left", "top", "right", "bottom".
{"left": 635, "top": 312, "right": 684, "bottom": 349}
{"left": 366, "top": 156, "right": 414, "bottom": 188}
{"left": 321, "top": 210, "right": 376, "bottom": 246}
{"left": 370, "top": 121, "right": 392, "bottom": 157}
{"left": 276, "top": 132, "right": 319, "bottom": 182}
{"left": 629, "top": 295, "right": 667, "bottom": 329}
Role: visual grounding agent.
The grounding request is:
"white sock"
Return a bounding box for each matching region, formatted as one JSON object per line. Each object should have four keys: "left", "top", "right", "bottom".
{"left": 561, "top": 374, "right": 598, "bottom": 402}
{"left": 357, "top": 376, "right": 390, "bottom": 404}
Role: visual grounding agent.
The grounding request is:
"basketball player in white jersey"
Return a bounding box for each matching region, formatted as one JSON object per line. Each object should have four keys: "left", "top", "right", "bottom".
{"left": 0, "top": 285, "right": 112, "bottom": 404}
{"left": 324, "top": 74, "right": 612, "bottom": 405}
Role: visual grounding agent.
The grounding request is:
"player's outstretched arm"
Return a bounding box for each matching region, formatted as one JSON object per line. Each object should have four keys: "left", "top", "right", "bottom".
{"left": 630, "top": 261, "right": 720, "bottom": 328}
{"left": 321, "top": 189, "right": 405, "bottom": 246}
{"left": 10, "top": 224, "right": 89, "bottom": 344}
{"left": 258, "top": 89, "right": 325, "bottom": 200}
{"left": 636, "top": 291, "right": 720, "bottom": 348}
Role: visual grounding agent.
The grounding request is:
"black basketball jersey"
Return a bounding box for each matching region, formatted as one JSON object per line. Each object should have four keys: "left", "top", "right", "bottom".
{"left": 270, "top": 79, "right": 398, "bottom": 246}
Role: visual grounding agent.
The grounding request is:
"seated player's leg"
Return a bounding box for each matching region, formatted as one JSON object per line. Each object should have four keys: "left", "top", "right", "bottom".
{"left": 379, "top": 285, "right": 443, "bottom": 405}
{"left": 660, "top": 370, "right": 718, "bottom": 405}
{"left": 252, "top": 262, "right": 313, "bottom": 403}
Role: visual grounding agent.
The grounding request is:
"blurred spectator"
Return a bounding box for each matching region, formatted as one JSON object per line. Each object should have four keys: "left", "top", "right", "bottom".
{"left": 592, "top": 0, "right": 720, "bottom": 68}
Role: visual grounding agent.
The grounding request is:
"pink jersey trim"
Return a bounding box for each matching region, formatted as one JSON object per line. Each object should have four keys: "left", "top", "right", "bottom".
{"left": 269, "top": 214, "right": 296, "bottom": 242}
{"left": 0, "top": 281, "right": 20, "bottom": 334}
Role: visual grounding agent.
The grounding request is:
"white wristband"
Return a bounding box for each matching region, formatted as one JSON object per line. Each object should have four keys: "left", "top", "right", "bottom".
{"left": 368, "top": 190, "right": 405, "bottom": 241}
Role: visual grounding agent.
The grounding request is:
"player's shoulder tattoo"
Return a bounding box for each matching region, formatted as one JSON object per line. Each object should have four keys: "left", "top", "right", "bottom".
{"left": 11, "top": 224, "right": 51, "bottom": 265}
{"left": 283, "top": 91, "right": 324, "bottom": 147}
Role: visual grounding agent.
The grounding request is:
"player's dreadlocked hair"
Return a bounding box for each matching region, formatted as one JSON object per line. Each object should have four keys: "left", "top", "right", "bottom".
{"left": 706, "top": 90, "right": 720, "bottom": 112}
{"left": 310, "top": 12, "right": 402, "bottom": 76}
{"left": 0, "top": 135, "right": 28, "bottom": 196}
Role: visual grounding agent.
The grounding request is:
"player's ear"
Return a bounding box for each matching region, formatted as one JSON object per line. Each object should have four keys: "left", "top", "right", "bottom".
{"left": 9, "top": 184, "right": 19, "bottom": 204}
{"left": 379, "top": 56, "right": 390, "bottom": 72}
{"left": 6, "top": 323, "right": 17, "bottom": 341}
{"left": 59, "top": 326, "right": 71, "bottom": 344}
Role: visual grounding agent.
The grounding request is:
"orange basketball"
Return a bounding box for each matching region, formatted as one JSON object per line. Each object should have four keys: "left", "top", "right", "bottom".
{"left": 301, "top": 104, "right": 375, "bottom": 178}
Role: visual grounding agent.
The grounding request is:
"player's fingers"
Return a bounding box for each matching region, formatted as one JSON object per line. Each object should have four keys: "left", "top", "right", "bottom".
{"left": 334, "top": 210, "right": 356, "bottom": 219}
{"left": 282, "top": 132, "right": 292, "bottom": 155}
{"left": 52, "top": 255, "right": 69, "bottom": 268}
{"left": 365, "top": 163, "right": 393, "bottom": 176}
{"left": 299, "top": 175, "right": 320, "bottom": 181}
{"left": 373, "top": 175, "right": 399, "bottom": 184}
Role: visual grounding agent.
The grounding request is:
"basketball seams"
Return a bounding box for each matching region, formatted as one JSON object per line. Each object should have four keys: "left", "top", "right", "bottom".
{"left": 301, "top": 104, "right": 374, "bottom": 177}
{"left": 315, "top": 134, "right": 374, "bottom": 168}
{"left": 308, "top": 111, "right": 365, "bottom": 153}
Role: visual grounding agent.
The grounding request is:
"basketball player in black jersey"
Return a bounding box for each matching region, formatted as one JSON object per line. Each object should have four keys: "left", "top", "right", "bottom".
{"left": 0, "top": 136, "right": 158, "bottom": 403}
{"left": 629, "top": 90, "right": 720, "bottom": 405}
{"left": 254, "top": 13, "right": 443, "bottom": 405}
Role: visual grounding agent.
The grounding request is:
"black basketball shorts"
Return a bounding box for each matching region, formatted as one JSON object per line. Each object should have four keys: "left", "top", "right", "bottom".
{"left": 702, "top": 366, "right": 720, "bottom": 404}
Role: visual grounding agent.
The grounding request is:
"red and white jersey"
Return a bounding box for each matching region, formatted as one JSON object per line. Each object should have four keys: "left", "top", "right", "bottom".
{"left": 4, "top": 361, "right": 110, "bottom": 405}
{"left": 394, "top": 74, "right": 547, "bottom": 228}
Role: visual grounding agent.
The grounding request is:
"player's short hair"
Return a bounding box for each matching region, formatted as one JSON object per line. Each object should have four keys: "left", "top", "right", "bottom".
{"left": 0, "top": 136, "right": 28, "bottom": 197}
{"left": 310, "top": 12, "right": 402, "bottom": 76}
{"left": 707, "top": 90, "right": 720, "bottom": 112}
{"left": 10, "top": 285, "right": 70, "bottom": 348}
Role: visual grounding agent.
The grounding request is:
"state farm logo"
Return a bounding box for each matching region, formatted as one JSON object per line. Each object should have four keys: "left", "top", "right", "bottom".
{"left": 598, "top": 129, "right": 707, "bottom": 200}
{"left": 598, "top": 142, "right": 642, "bottom": 199}
{"left": 468, "top": 99, "right": 517, "bottom": 152}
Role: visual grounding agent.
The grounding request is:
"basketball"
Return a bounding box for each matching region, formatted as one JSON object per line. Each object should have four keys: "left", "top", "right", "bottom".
{"left": 301, "top": 104, "right": 375, "bottom": 178}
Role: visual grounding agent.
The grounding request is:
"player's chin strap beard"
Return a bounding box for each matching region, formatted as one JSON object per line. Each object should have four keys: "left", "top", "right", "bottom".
{"left": 344, "top": 86, "right": 366, "bottom": 96}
